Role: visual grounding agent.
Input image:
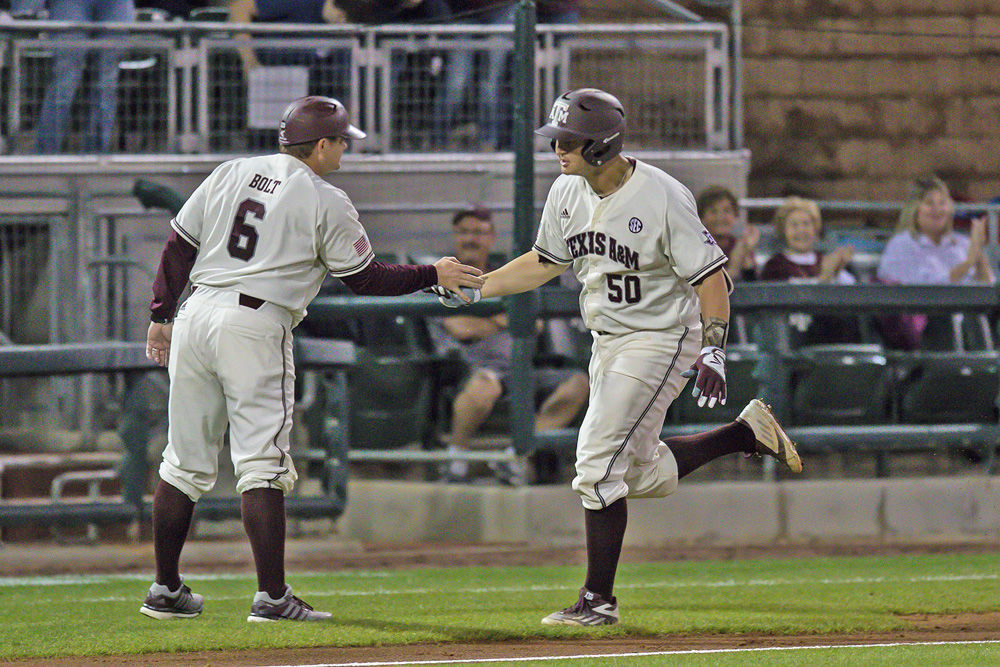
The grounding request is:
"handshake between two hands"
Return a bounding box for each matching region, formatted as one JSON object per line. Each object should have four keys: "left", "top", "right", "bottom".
{"left": 427, "top": 256, "right": 484, "bottom": 307}
{"left": 425, "top": 284, "right": 482, "bottom": 308}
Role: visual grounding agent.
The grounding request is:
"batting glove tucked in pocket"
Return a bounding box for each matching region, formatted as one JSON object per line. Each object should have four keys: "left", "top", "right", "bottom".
{"left": 680, "top": 345, "right": 727, "bottom": 408}
{"left": 425, "top": 285, "right": 481, "bottom": 308}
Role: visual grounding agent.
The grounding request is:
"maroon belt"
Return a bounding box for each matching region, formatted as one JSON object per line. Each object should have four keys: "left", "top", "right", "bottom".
{"left": 239, "top": 293, "right": 265, "bottom": 310}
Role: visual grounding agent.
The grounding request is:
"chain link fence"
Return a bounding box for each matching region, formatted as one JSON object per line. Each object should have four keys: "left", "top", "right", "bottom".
{"left": 0, "top": 20, "right": 732, "bottom": 155}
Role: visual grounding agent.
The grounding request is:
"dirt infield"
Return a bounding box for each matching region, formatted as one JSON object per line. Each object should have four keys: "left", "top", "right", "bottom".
{"left": 11, "top": 621, "right": 1000, "bottom": 666}
{"left": 4, "top": 537, "right": 1000, "bottom": 666}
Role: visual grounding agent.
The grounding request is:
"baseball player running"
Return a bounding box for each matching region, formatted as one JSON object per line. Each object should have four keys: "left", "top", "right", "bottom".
{"left": 437, "top": 88, "right": 801, "bottom": 626}
{"left": 140, "top": 96, "right": 484, "bottom": 622}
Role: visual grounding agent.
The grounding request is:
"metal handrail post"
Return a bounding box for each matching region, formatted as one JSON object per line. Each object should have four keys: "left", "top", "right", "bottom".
{"left": 508, "top": 0, "right": 537, "bottom": 458}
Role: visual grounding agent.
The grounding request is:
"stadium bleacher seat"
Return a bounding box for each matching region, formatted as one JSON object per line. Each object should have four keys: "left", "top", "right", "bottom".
{"left": 188, "top": 6, "right": 230, "bottom": 22}
{"left": 788, "top": 343, "right": 895, "bottom": 426}
{"left": 897, "top": 351, "right": 1000, "bottom": 425}
{"left": 347, "top": 347, "right": 436, "bottom": 451}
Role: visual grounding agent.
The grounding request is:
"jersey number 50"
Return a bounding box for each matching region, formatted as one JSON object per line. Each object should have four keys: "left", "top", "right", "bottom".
{"left": 227, "top": 198, "right": 265, "bottom": 261}
{"left": 607, "top": 274, "right": 641, "bottom": 304}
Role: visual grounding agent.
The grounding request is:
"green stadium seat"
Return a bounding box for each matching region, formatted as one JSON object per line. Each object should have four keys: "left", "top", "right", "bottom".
{"left": 347, "top": 348, "right": 436, "bottom": 450}
{"left": 897, "top": 351, "right": 1000, "bottom": 424}
{"left": 788, "top": 344, "right": 895, "bottom": 426}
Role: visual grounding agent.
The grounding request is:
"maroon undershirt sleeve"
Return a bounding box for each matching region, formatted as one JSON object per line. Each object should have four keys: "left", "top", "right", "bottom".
{"left": 339, "top": 261, "right": 438, "bottom": 296}
{"left": 149, "top": 228, "right": 198, "bottom": 321}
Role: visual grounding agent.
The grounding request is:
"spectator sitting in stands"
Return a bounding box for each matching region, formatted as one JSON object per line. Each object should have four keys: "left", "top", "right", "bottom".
{"left": 228, "top": 0, "right": 351, "bottom": 150}
{"left": 429, "top": 205, "right": 589, "bottom": 484}
{"left": 696, "top": 185, "right": 758, "bottom": 281}
{"left": 878, "top": 176, "right": 995, "bottom": 286}
{"left": 340, "top": 0, "right": 450, "bottom": 24}
{"left": 31, "top": 0, "right": 136, "bottom": 154}
{"left": 760, "top": 196, "right": 860, "bottom": 346}
{"left": 875, "top": 176, "right": 996, "bottom": 350}
{"left": 229, "top": 2, "right": 350, "bottom": 89}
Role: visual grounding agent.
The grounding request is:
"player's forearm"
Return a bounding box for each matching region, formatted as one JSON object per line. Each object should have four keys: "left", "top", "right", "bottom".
{"left": 339, "top": 260, "right": 437, "bottom": 296}
{"left": 480, "top": 251, "right": 565, "bottom": 299}
{"left": 693, "top": 269, "right": 731, "bottom": 349}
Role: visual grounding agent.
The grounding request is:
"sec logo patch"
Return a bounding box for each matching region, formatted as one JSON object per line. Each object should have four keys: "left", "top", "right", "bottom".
{"left": 628, "top": 217, "right": 643, "bottom": 233}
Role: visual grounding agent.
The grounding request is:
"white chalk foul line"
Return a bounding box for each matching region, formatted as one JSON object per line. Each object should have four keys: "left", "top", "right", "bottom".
{"left": 51, "top": 571, "right": 995, "bottom": 604}
{"left": 259, "top": 639, "right": 1000, "bottom": 667}
{"left": 0, "top": 570, "right": 390, "bottom": 588}
{"left": 0, "top": 571, "right": 994, "bottom": 603}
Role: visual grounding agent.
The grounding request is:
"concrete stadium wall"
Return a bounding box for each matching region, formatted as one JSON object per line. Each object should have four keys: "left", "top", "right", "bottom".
{"left": 0, "top": 150, "right": 749, "bottom": 255}
{"left": 337, "top": 475, "right": 1000, "bottom": 546}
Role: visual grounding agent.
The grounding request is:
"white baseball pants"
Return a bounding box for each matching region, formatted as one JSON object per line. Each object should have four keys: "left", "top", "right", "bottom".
{"left": 572, "top": 326, "right": 700, "bottom": 510}
{"left": 159, "top": 286, "right": 298, "bottom": 501}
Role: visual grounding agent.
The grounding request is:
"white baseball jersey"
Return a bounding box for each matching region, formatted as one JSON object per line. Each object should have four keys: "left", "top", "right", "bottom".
{"left": 160, "top": 152, "right": 372, "bottom": 500}
{"left": 532, "top": 158, "right": 728, "bottom": 511}
{"left": 172, "top": 153, "right": 374, "bottom": 325}
{"left": 533, "top": 158, "right": 726, "bottom": 335}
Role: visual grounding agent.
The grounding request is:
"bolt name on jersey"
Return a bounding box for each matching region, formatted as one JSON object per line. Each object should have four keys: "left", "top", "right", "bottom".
{"left": 248, "top": 174, "right": 281, "bottom": 194}
{"left": 565, "top": 231, "right": 639, "bottom": 270}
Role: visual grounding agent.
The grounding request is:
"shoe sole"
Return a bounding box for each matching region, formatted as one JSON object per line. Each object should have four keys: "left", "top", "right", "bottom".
{"left": 139, "top": 605, "right": 202, "bottom": 620}
{"left": 739, "top": 400, "right": 802, "bottom": 473}
{"left": 247, "top": 613, "right": 332, "bottom": 622}
{"left": 541, "top": 614, "right": 618, "bottom": 626}
{"left": 541, "top": 616, "right": 617, "bottom": 626}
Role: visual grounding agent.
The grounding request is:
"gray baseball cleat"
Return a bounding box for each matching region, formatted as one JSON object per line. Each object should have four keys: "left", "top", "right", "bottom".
{"left": 737, "top": 399, "right": 802, "bottom": 473}
{"left": 247, "top": 584, "right": 331, "bottom": 622}
{"left": 139, "top": 579, "right": 204, "bottom": 619}
{"left": 541, "top": 587, "right": 619, "bottom": 626}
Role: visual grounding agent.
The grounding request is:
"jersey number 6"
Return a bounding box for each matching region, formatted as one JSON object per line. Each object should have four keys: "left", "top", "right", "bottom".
{"left": 227, "top": 198, "right": 266, "bottom": 261}
{"left": 607, "top": 274, "right": 641, "bottom": 304}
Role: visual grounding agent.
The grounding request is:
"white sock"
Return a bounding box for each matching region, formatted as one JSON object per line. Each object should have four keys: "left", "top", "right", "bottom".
{"left": 149, "top": 579, "right": 182, "bottom": 597}
{"left": 253, "top": 584, "right": 290, "bottom": 604}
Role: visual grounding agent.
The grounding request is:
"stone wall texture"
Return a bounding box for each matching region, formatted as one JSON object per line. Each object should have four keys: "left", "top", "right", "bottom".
{"left": 584, "top": 1, "right": 1000, "bottom": 203}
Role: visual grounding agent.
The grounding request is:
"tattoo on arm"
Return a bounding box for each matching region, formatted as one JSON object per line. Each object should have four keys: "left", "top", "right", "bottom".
{"left": 702, "top": 317, "right": 729, "bottom": 349}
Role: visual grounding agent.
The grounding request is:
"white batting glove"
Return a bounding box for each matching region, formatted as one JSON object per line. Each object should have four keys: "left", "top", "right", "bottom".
{"left": 680, "top": 346, "right": 727, "bottom": 408}
{"left": 426, "top": 285, "right": 481, "bottom": 308}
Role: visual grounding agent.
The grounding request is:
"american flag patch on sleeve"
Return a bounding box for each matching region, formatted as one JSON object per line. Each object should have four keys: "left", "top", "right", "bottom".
{"left": 353, "top": 235, "right": 370, "bottom": 256}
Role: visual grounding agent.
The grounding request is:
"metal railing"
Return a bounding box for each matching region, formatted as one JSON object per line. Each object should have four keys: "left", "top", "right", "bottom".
{"left": 0, "top": 19, "right": 732, "bottom": 155}
{"left": 0, "top": 339, "right": 356, "bottom": 530}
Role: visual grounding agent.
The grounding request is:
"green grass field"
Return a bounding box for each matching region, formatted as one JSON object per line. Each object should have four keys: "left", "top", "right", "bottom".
{"left": 1, "top": 552, "right": 998, "bottom": 664}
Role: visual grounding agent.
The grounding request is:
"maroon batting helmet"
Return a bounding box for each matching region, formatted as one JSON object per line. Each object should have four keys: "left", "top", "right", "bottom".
{"left": 535, "top": 88, "right": 625, "bottom": 166}
{"left": 278, "top": 96, "right": 366, "bottom": 146}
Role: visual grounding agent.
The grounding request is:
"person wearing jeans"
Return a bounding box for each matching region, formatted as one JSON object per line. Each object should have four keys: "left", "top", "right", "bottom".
{"left": 431, "top": 0, "right": 515, "bottom": 150}
{"left": 34, "top": 0, "right": 136, "bottom": 153}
